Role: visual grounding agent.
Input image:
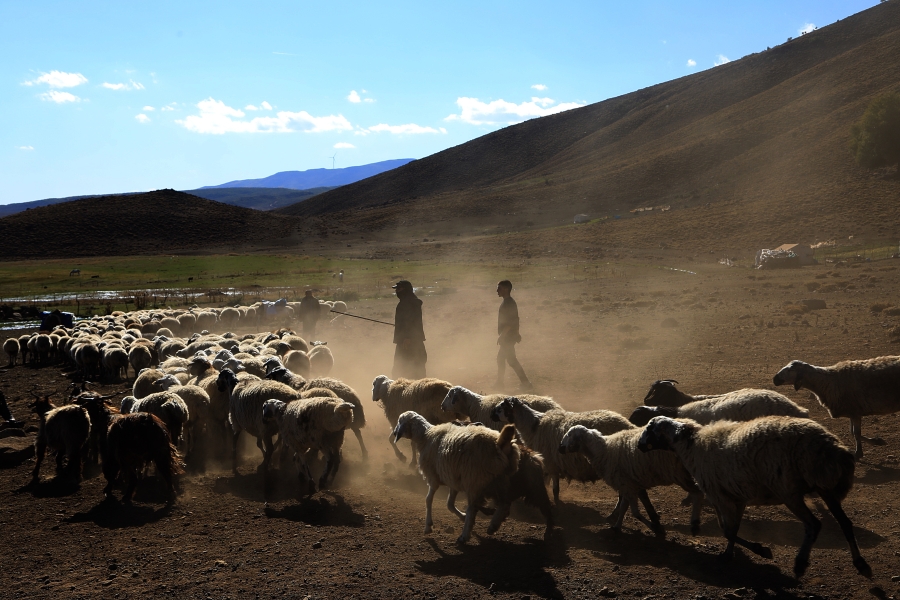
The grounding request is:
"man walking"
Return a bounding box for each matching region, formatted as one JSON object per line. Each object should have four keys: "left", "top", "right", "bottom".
{"left": 392, "top": 280, "right": 427, "bottom": 379}
{"left": 299, "top": 289, "right": 321, "bottom": 339}
{"left": 495, "top": 280, "right": 532, "bottom": 391}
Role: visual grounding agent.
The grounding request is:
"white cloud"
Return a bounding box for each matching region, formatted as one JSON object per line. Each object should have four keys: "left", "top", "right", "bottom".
{"left": 143, "top": 105, "right": 155, "bottom": 111}
{"left": 17, "top": 145, "right": 34, "bottom": 150}
{"left": 334, "top": 142, "right": 355, "bottom": 149}
{"left": 260, "top": 101, "right": 272, "bottom": 110}
{"left": 23, "top": 70, "right": 87, "bottom": 88}
{"left": 445, "top": 96, "right": 584, "bottom": 126}
{"left": 799, "top": 23, "right": 815, "bottom": 35}
{"left": 687, "top": 59, "right": 697, "bottom": 67}
{"left": 39, "top": 90, "right": 80, "bottom": 103}
{"left": 714, "top": 55, "right": 730, "bottom": 66}
{"left": 102, "top": 80, "right": 145, "bottom": 91}
{"left": 347, "top": 90, "right": 361, "bottom": 103}
{"left": 177, "top": 98, "right": 353, "bottom": 134}
{"left": 135, "top": 113, "right": 151, "bottom": 123}
{"left": 272, "top": 51, "right": 296, "bottom": 56}
{"left": 367, "top": 123, "right": 446, "bottom": 135}
{"left": 161, "top": 103, "right": 176, "bottom": 111}
{"left": 245, "top": 104, "right": 258, "bottom": 111}
{"left": 364, "top": 98, "right": 375, "bottom": 103}
{"left": 531, "top": 84, "right": 548, "bottom": 91}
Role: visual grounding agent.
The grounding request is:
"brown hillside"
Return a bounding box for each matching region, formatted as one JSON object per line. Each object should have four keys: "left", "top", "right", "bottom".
{"left": 278, "top": 1, "right": 900, "bottom": 254}
{"left": 0, "top": 190, "right": 300, "bottom": 259}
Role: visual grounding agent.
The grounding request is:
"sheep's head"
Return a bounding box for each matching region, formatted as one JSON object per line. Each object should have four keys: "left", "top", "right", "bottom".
{"left": 329, "top": 402, "right": 355, "bottom": 431}
{"left": 120, "top": 396, "right": 136, "bottom": 414}
{"left": 629, "top": 405, "right": 678, "bottom": 426}
{"left": 642, "top": 380, "right": 684, "bottom": 407}
{"left": 392, "top": 411, "right": 421, "bottom": 442}
{"left": 372, "top": 375, "right": 392, "bottom": 403}
{"left": 155, "top": 374, "right": 180, "bottom": 391}
{"left": 261, "top": 399, "right": 286, "bottom": 423}
{"left": 265, "top": 367, "right": 290, "bottom": 383}
{"left": 441, "top": 386, "right": 465, "bottom": 413}
{"left": 773, "top": 360, "right": 808, "bottom": 391}
{"left": 559, "top": 425, "right": 592, "bottom": 454}
{"left": 491, "top": 397, "right": 522, "bottom": 423}
{"left": 216, "top": 368, "right": 239, "bottom": 392}
{"left": 638, "top": 416, "right": 692, "bottom": 452}
{"left": 264, "top": 356, "right": 284, "bottom": 374}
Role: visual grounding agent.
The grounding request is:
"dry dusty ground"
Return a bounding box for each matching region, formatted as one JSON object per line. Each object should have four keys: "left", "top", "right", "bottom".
{"left": 2, "top": 258, "right": 900, "bottom": 600}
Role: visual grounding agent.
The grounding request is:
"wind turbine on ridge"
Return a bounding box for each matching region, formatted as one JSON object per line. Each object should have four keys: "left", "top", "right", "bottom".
{"left": 328, "top": 152, "right": 337, "bottom": 169}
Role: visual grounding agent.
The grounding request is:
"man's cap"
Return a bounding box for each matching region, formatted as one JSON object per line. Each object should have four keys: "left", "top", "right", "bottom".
{"left": 392, "top": 280, "right": 413, "bottom": 290}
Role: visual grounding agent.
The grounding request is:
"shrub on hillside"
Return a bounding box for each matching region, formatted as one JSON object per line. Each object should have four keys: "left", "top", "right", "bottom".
{"left": 850, "top": 92, "right": 900, "bottom": 168}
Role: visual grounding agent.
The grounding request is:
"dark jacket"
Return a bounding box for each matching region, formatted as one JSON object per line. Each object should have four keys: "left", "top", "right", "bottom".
{"left": 498, "top": 296, "right": 521, "bottom": 344}
{"left": 299, "top": 296, "right": 320, "bottom": 321}
{"left": 394, "top": 293, "right": 425, "bottom": 344}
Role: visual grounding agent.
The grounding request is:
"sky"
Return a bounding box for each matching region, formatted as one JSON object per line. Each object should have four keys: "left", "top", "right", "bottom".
{"left": 0, "top": 0, "right": 881, "bottom": 204}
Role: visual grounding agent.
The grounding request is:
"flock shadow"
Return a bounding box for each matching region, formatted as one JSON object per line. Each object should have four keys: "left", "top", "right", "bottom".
{"left": 65, "top": 496, "right": 173, "bottom": 529}
{"left": 263, "top": 491, "right": 365, "bottom": 527}
{"left": 856, "top": 461, "right": 900, "bottom": 485}
{"left": 416, "top": 534, "right": 569, "bottom": 599}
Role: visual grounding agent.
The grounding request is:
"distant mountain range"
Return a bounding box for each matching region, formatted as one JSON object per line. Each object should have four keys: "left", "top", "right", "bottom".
{"left": 0, "top": 159, "right": 413, "bottom": 218}
{"left": 201, "top": 159, "right": 415, "bottom": 190}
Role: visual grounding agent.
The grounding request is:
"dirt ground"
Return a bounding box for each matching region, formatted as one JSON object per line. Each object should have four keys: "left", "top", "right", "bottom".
{"left": 2, "top": 258, "right": 900, "bottom": 600}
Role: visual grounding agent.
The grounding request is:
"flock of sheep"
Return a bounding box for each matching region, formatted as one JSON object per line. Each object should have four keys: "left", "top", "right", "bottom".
{"left": 3, "top": 301, "right": 900, "bottom": 581}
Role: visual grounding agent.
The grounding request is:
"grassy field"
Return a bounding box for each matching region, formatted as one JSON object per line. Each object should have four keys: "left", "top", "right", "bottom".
{"left": 0, "top": 254, "right": 637, "bottom": 312}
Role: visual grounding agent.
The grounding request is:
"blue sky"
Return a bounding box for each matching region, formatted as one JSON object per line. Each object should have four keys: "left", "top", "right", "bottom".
{"left": 0, "top": 0, "right": 880, "bottom": 204}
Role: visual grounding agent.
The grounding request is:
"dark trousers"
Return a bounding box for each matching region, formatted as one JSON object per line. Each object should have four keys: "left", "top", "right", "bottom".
{"left": 393, "top": 341, "right": 427, "bottom": 379}
{"left": 302, "top": 318, "right": 317, "bottom": 339}
{"left": 497, "top": 342, "right": 528, "bottom": 383}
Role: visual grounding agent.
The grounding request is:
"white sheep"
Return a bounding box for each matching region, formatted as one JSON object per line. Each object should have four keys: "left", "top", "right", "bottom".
{"left": 262, "top": 397, "right": 355, "bottom": 495}
{"left": 392, "top": 411, "right": 520, "bottom": 543}
{"left": 121, "top": 391, "right": 189, "bottom": 446}
{"left": 629, "top": 389, "right": 809, "bottom": 426}
{"left": 155, "top": 374, "right": 212, "bottom": 462}
{"left": 774, "top": 357, "right": 900, "bottom": 458}
{"left": 491, "top": 397, "right": 635, "bottom": 503}
{"left": 559, "top": 425, "right": 703, "bottom": 534}
{"left": 308, "top": 343, "right": 333, "bottom": 377}
{"left": 3, "top": 337, "right": 19, "bottom": 367}
{"left": 638, "top": 416, "right": 871, "bottom": 578}
{"left": 372, "top": 375, "right": 462, "bottom": 463}
{"left": 216, "top": 368, "right": 302, "bottom": 474}
{"left": 441, "top": 386, "right": 562, "bottom": 430}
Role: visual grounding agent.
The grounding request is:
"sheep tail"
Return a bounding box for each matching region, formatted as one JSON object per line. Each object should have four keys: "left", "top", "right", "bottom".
{"left": 497, "top": 424, "right": 521, "bottom": 476}
{"left": 169, "top": 442, "right": 186, "bottom": 476}
{"left": 804, "top": 434, "right": 855, "bottom": 501}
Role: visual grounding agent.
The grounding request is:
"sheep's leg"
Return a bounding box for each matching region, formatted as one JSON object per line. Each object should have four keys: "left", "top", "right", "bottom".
{"left": 687, "top": 492, "right": 704, "bottom": 535}
{"left": 608, "top": 493, "right": 630, "bottom": 529}
{"left": 457, "top": 500, "right": 479, "bottom": 544}
{"left": 353, "top": 428, "right": 369, "bottom": 460}
{"left": 819, "top": 490, "right": 872, "bottom": 578}
{"left": 625, "top": 493, "right": 660, "bottom": 534}
{"left": 410, "top": 444, "right": 418, "bottom": 468}
{"left": 446, "top": 489, "right": 466, "bottom": 520}
{"left": 231, "top": 430, "right": 241, "bottom": 475}
{"left": 260, "top": 434, "right": 275, "bottom": 471}
{"left": 782, "top": 495, "right": 822, "bottom": 578}
{"left": 424, "top": 484, "right": 438, "bottom": 534}
{"left": 123, "top": 470, "right": 138, "bottom": 504}
{"left": 719, "top": 503, "right": 772, "bottom": 561}
{"left": 850, "top": 417, "right": 885, "bottom": 458}
{"left": 552, "top": 474, "right": 561, "bottom": 504}
{"left": 486, "top": 502, "right": 511, "bottom": 535}
{"left": 388, "top": 432, "right": 407, "bottom": 462}
{"left": 636, "top": 489, "right": 664, "bottom": 534}
{"left": 319, "top": 450, "right": 342, "bottom": 490}
{"left": 296, "top": 453, "right": 316, "bottom": 497}
{"left": 55, "top": 448, "right": 65, "bottom": 475}
{"left": 31, "top": 437, "right": 47, "bottom": 481}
